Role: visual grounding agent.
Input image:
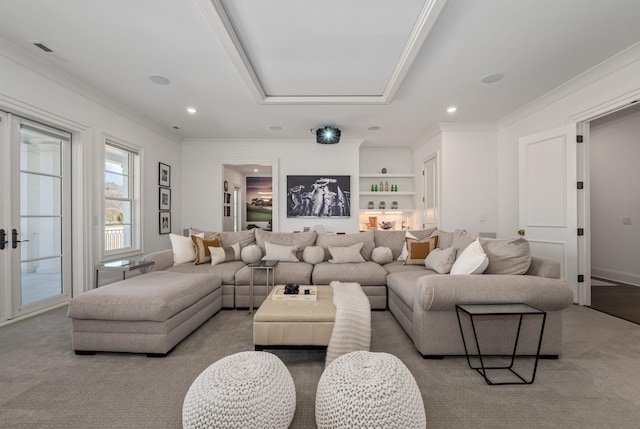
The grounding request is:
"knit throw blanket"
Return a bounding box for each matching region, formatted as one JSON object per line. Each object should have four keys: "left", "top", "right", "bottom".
{"left": 325, "top": 282, "right": 371, "bottom": 367}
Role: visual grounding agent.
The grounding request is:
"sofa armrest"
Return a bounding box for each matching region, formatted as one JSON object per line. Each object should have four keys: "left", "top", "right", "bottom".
{"left": 415, "top": 274, "right": 573, "bottom": 312}
{"left": 140, "top": 249, "right": 174, "bottom": 271}
{"left": 526, "top": 256, "right": 561, "bottom": 278}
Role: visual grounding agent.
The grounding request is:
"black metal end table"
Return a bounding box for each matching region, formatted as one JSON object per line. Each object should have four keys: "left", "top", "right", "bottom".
{"left": 455, "top": 303, "right": 547, "bottom": 385}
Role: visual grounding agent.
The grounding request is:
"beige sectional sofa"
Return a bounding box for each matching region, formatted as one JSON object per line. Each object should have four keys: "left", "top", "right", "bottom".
{"left": 141, "top": 226, "right": 573, "bottom": 357}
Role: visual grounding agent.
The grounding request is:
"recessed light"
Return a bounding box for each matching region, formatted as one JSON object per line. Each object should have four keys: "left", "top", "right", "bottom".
{"left": 254, "top": 169, "right": 258, "bottom": 172}
{"left": 269, "top": 125, "right": 283, "bottom": 131}
{"left": 447, "top": 106, "right": 457, "bottom": 113}
{"left": 481, "top": 72, "right": 505, "bottom": 84}
{"left": 368, "top": 126, "right": 380, "bottom": 131}
{"left": 149, "top": 75, "right": 171, "bottom": 85}
{"left": 186, "top": 107, "right": 197, "bottom": 114}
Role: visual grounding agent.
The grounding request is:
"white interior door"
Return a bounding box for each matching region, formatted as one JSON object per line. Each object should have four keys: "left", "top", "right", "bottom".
{"left": 519, "top": 125, "right": 578, "bottom": 302}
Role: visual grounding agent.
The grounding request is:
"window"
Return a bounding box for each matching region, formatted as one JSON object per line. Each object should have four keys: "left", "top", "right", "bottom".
{"left": 104, "top": 140, "right": 140, "bottom": 255}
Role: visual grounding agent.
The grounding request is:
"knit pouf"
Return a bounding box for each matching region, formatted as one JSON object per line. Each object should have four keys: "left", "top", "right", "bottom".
{"left": 182, "top": 351, "right": 296, "bottom": 429}
{"left": 316, "top": 351, "right": 426, "bottom": 429}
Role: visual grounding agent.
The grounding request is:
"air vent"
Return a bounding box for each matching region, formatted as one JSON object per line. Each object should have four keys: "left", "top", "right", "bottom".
{"left": 33, "top": 42, "right": 53, "bottom": 53}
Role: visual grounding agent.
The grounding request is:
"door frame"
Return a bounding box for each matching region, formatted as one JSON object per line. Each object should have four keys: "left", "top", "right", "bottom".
{"left": 0, "top": 97, "right": 90, "bottom": 325}
{"left": 422, "top": 152, "right": 440, "bottom": 229}
{"left": 570, "top": 89, "right": 640, "bottom": 306}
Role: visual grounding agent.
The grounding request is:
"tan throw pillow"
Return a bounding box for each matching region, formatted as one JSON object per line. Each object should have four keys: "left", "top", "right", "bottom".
{"left": 208, "top": 242, "right": 241, "bottom": 266}
{"left": 397, "top": 231, "right": 418, "bottom": 261}
{"left": 424, "top": 247, "right": 456, "bottom": 274}
{"left": 192, "top": 234, "right": 221, "bottom": 265}
{"left": 403, "top": 236, "right": 438, "bottom": 265}
{"left": 328, "top": 243, "right": 366, "bottom": 263}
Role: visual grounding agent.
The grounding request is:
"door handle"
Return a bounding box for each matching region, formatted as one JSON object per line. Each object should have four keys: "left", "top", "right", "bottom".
{"left": 12, "top": 228, "right": 29, "bottom": 249}
{"left": 0, "top": 229, "right": 6, "bottom": 250}
{"left": 517, "top": 229, "right": 525, "bottom": 236}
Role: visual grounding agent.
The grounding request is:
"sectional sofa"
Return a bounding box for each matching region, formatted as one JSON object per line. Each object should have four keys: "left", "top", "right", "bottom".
{"left": 141, "top": 227, "right": 573, "bottom": 357}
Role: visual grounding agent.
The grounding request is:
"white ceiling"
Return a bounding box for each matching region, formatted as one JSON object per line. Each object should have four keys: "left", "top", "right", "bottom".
{"left": 0, "top": 0, "right": 639, "bottom": 147}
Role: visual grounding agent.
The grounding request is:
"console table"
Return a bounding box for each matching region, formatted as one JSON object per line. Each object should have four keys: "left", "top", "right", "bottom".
{"left": 95, "top": 259, "right": 154, "bottom": 288}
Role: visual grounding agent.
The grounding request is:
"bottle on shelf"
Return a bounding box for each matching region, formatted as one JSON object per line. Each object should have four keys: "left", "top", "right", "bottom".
{"left": 380, "top": 181, "right": 384, "bottom": 192}
{"left": 374, "top": 184, "right": 378, "bottom": 192}
{"left": 385, "top": 181, "right": 389, "bottom": 192}
{"left": 371, "top": 184, "right": 374, "bottom": 192}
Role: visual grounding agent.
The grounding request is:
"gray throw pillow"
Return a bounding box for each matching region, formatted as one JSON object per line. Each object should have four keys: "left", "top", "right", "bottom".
{"left": 424, "top": 247, "right": 456, "bottom": 274}
{"left": 479, "top": 237, "right": 531, "bottom": 274}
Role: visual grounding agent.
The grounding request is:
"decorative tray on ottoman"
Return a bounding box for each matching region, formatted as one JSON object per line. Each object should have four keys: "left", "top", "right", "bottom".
{"left": 272, "top": 285, "right": 317, "bottom": 301}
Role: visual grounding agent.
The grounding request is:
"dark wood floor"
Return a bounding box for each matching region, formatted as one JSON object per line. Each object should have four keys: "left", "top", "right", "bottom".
{"left": 589, "top": 278, "right": 640, "bottom": 325}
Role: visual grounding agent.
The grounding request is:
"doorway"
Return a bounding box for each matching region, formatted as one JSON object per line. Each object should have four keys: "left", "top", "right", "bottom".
{"left": 0, "top": 113, "right": 72, "bottom": 322}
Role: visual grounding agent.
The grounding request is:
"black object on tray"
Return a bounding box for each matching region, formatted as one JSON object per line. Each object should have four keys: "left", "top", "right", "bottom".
{"left": 284, "top": 284, "right": 299, "bottom": 294}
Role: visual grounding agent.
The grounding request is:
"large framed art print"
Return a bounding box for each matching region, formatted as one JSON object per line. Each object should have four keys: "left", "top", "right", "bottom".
{"left": 286, "top": 175, "right": 350, "bottom": 218}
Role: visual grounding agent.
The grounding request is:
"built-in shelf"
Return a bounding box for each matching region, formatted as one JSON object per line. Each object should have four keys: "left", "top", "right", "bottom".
{"left": 360, "top": 173, "right": 416, "bottom": 178}
{"left": 360, "top": 191, "right": 414, "bottom": 196}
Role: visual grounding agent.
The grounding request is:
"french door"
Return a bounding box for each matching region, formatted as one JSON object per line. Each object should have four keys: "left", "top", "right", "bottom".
{"left": 0, "top": 112, "right": 72, "bottom": 322}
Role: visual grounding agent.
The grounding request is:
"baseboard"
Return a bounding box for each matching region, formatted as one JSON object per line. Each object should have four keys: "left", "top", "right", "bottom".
{"left": 591, "top": 267, "right": 640, "bottom": 287}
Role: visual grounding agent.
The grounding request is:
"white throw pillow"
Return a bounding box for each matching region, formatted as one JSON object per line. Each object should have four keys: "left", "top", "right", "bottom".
{"left": 302, "top": 246, "right": 325, "bottom": 265}
{"left": 450, "top": 239, "right": 489, "bottom": 275}
{"left": 328, "top": 243, "right": 365, "bottom": 264}
{"left": 209, "top": 242, "right": 241, "bottom": 266}
{"left": 371, "top": 247, "right": 393, "bottom": 265}
{"left": 262, "top": 242, "right": 299, "bottom": 262}
{"left": 241, "top": 244, "right": 263, "bottom": 264}
{"left": 397, "top": 231, "right": 418, "bottom": 261}
{"left": 170, "top": 233, "right": 203, "bottom": 265}
{"left": 424, "top": 247, "right": 456, "bottom": 274}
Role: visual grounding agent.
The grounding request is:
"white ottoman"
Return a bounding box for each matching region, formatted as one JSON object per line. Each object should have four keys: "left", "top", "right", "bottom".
{"left": 182, "top": 351, "right": 296, "bottom": 429}
{"left": 316, "top": 351, "right": 426, "bottom": 429}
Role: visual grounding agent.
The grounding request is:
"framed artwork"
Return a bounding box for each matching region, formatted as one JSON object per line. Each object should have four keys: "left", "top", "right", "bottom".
{"left": 159, "top": 162, "right": 171, "bottom": 188}
{"left": 225, "top": 206, "right": 231, "bottom": 217}
{"left": 159, "top": 187, "right": 171, "bottom": 210}
{"left": 224, "top": 192, "right": 231, "bottom": 204}
{"left": 286, "top": 175, "right": 351, "bottom": 218}
{"left": 246, "top": 177, "right": 272, "bottom": 222}
{"left": 159, "top": 211, "right": 171, "bottom": 234}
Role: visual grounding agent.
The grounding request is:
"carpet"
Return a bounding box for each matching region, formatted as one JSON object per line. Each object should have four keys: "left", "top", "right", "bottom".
{"left": 1, "top": 305, "right": 640, "bottom": 428}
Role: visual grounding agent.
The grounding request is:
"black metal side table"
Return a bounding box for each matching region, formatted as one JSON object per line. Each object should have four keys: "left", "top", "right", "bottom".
{"left": 248, "top": 260, "right": 278, "bottom": 314}
{"left": 455, "top": 303, "right": 547, "bottom": 385}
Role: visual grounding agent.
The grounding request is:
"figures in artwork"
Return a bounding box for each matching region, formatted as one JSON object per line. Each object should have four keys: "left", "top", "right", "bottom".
{"left": 287, "top": 176, "right": 350, "bottom": 218}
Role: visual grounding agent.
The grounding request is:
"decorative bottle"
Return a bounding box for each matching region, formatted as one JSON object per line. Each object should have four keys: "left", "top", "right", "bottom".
{"left": 380, "top": 181, "right": 384, "bottom": 192}
{"left": 371, "top": 184, "right": 374, "bottom": 192}
{"left": 374, "top": 184, "right": 378, "bottom": 192}
{"left": 385, "top": 181, "right": 389, "bottom": 192}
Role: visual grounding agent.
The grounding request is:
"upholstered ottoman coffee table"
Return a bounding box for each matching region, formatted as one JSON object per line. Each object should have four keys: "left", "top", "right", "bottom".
{"left": 253, "top": 285, "right": 336, "bottom": 350}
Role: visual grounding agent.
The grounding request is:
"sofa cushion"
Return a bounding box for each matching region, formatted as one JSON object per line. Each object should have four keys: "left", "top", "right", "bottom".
{"left": 302, "top": 246, "right": 325, "bottom": 265}
{"left": 219, "top": 229, "right": 256, "bottom": 249}
{"left": 189, "top": 227, "right": 218, "bottom": 239}
{"left": 262, "top": 242, "right": 299, "bottom": 262}
{"left": 398, "top": 231, "right": 417, "bottom": 261}
{"left": 404, "top": 236, "right": 438, "bottom": 265}
{"left": 166, "top": 260, "right": 245, "bottom": 285}
{"left": 383, "top": 261, "right": 428, "bottom": 275}
{"left": 479, "top": 237, "right": 531, "bottom": 275}
{"left": 450, "top": 229, "right": 476, "bottom": 257}
{"left": 234, "top": 262, "right": 313, "bottom": 286}
{"left": 430, "top": 229, "right": 454, "bottom": 249}
{"left": 192, "top": 234, "right": 221, "bottom": 265}
{"left": 329, "top": 243, "right": 365, "bottom": 263}
{"left": 387, "top": 270, "right": 438, "bottom": 309}
{"left": 315, "top": 230, "right": 375, "bottom": 261}
{"left": 255, "top": 229, "right": 316, "bottom": 260}
{"left": 241, "top": 244, "right": 263, "bottom": 264}
{"left": 373, "top": 229, "right": 437, "bottom": 261}
{"left": 371, "top": 247, "right": 393, "bottom": 265}
{"left": 424, "top": 247, "right": 456, "bottom": 274}
{"left": 450, "top": 239, "right": 488, "bottom": 275}
{"left": 312, "top": 261, "right": 387, "bottom": 285}
{"left": 209, "top": 243, "right": 241, "bottom": 266}
{"left": 170, "top": 233, "right": 203, "bottom": 265}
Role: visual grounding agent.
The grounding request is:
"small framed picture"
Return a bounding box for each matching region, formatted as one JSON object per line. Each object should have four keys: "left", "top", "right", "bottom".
{"left": 159, "top": 212, "right": 171, "bottom": 234}
{"left": 224, "top": 192, "right": 231, "bottom": 204}
{"left": 159, "top": 162, "right": 171, "bottom": 188}
{"left": 159, "top": 187, "right": 171, "bottom": 210}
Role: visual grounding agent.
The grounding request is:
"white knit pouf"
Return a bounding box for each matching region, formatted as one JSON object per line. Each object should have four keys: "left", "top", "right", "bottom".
{"left": 182, "top": 351, "right": 296, "bottom": 429}
{"left": 316, "top": 351, "right": 426, "bottom": 429}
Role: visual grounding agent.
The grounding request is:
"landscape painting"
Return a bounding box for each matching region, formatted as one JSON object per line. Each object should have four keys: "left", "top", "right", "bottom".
{"left": 287, "top": 175, "right": 350, "bottom": 218}
{"left": 246, "top": 177, "right": 272, "bottom": 222}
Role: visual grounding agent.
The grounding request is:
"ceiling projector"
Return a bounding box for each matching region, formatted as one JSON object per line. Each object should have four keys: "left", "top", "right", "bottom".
{"left": 316, "top": 126, "right": 341, "bottom": 144}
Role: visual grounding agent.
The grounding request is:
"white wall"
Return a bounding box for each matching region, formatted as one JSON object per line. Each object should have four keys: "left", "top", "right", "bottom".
{"left": 0, "top": 43, "right": 182, "bottom": 293}
{"left": 412, "top": 125, "right": 497, "bottom": 235}
{"left": 182, "top": 139, "right": 361, "bottom": 233}
{"left": 590, "top": 106, "right": 640, "bottom": 285}
{"left": 222, "top": 166, "right": 245, "bottom": 231}
{"left": 496, "top": 44, "right": 640, "bottom": 238}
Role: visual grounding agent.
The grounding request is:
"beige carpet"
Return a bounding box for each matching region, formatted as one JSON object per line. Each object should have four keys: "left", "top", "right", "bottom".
{"left": 1, "top": 304, "right": 640, "bottom": 428}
